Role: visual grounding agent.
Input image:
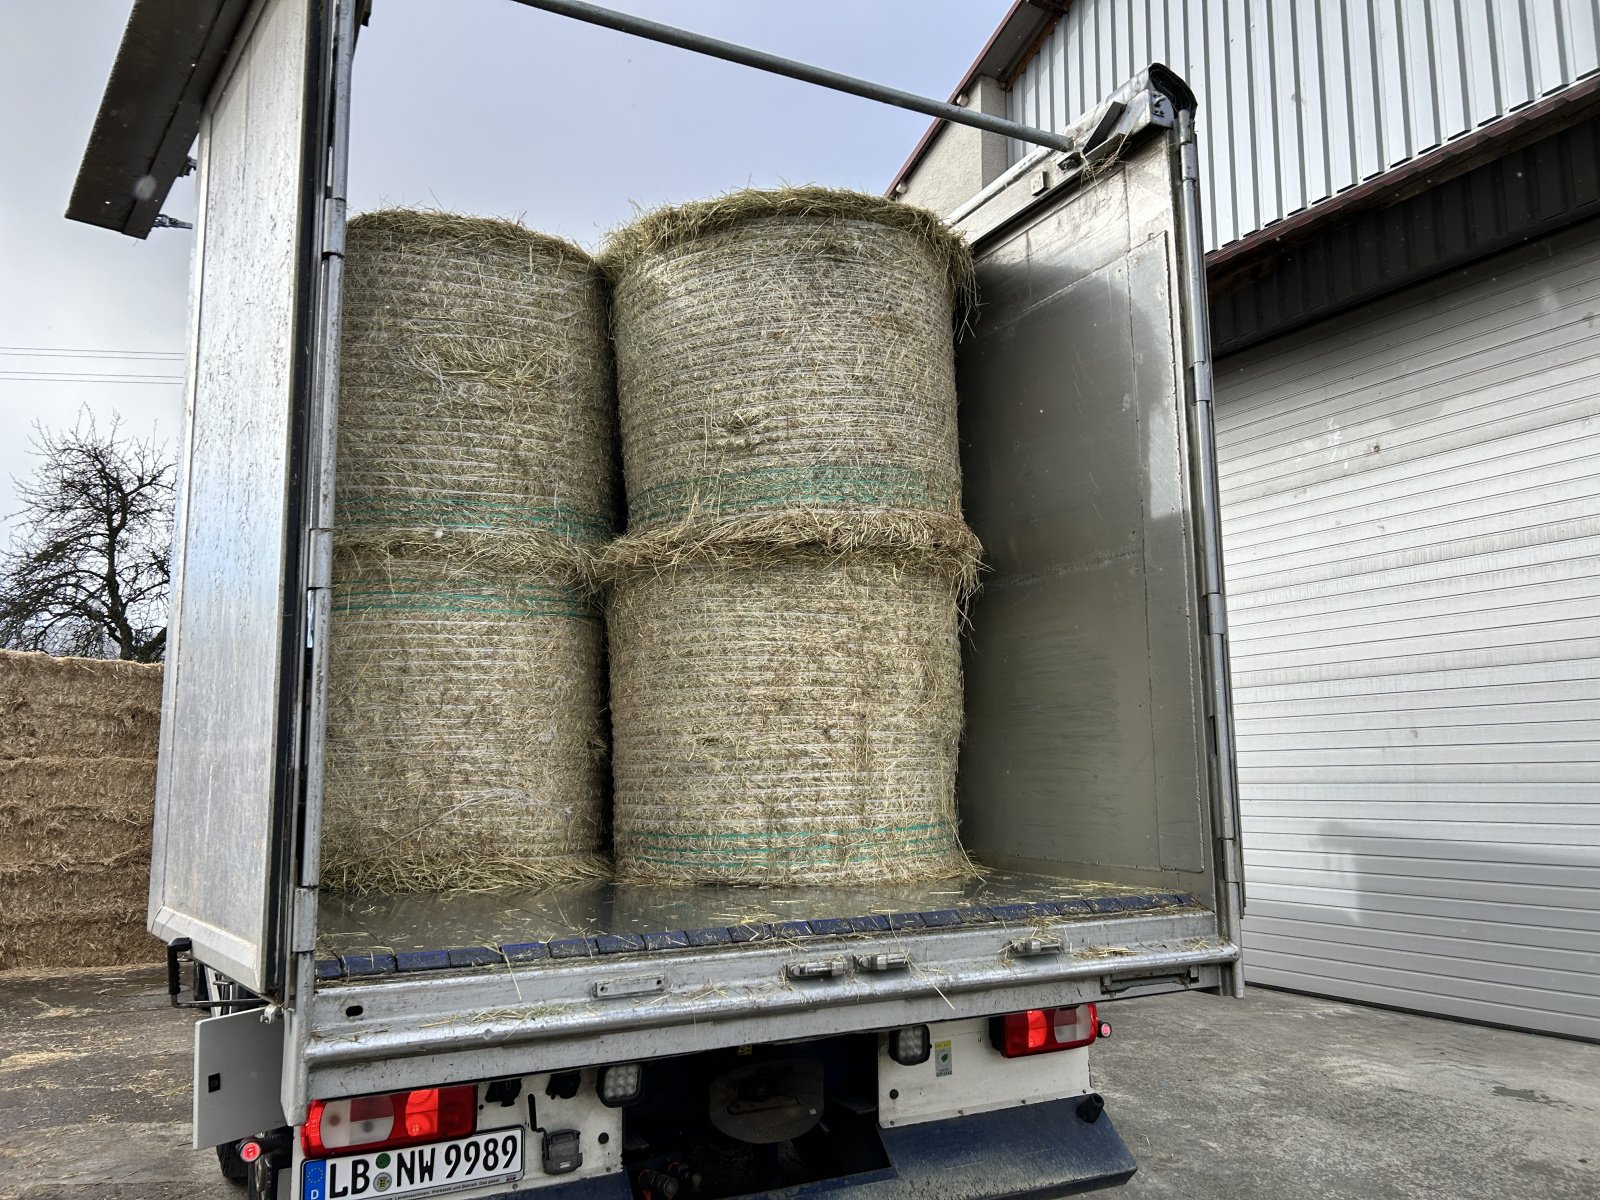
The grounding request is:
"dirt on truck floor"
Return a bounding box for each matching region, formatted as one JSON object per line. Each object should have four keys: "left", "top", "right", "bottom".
{"left": 2, "top": 966, "right": 1599, "bottom": 1200}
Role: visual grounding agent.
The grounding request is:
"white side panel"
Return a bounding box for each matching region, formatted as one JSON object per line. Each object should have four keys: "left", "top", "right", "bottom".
{"left": 150, "top": 0, "right": 315, "bottom": 993}
{"left": 877, "top": 1017, "right": 1092, "bottom": 1127}
{"left": 1003, "top": 0, "right": 1600, "bottom": 248}
{"left": 1214, "top": 220, "right": 1600, "bottom": 1040}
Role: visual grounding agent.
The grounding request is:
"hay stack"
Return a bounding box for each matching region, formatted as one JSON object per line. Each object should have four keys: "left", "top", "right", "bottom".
{"left": 0, "top": 650, "right": 162, "bottom": 970}
{"left": 600, "top": 188, "right": 980, "bottom": 886}
{"left": 602, "top": 188, "right": 972, "bottom": 536}
{"left": 325, "top": 211, "right": 615, "bottom": 893}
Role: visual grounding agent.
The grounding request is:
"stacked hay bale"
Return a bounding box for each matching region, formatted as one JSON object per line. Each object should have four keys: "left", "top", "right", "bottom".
{"left": 324, "top": 210, "right": 615, "bottom": 893}
{"left": 0, "top": 650, "right": 162, "bottom": 969}
{"left": 601, "top": 188, "right": 981, "bottom": 886}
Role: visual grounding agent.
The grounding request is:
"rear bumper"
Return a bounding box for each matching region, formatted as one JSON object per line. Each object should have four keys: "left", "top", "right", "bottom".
{"left": 510, "top": 1098, "right": 1136, "bottom": 1200}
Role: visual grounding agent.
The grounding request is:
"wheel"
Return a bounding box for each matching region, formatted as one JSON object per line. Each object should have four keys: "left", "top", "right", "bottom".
{"left": 216, "top": 1141, "right": 248, "bottom": 1185}
{"left": 247, "top": 1151, "right": 284, "bottom": 1200}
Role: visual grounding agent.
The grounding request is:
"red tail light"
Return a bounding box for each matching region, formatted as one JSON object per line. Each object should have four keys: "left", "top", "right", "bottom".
{"left": 301, "top": 1085, "right": 477, "bottom": 1158}
{"left": 992, "top": 1004, "right": 1100, "bottom": 1057}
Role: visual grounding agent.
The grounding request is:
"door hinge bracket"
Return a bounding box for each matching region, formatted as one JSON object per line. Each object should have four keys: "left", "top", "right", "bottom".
{"left": 307, "top": 528, "right": 333, "bottom": 591}
{"left": 290, "top": 887, "right": 318, "bottom": 955}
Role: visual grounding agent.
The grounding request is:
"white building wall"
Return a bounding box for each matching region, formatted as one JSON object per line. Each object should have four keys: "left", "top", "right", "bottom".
{"left": 1213, "top": 220, "right": 1600, "bottom": 1040}
{"left": 1007, "top": 0, "right": 1600, "bottom": 248}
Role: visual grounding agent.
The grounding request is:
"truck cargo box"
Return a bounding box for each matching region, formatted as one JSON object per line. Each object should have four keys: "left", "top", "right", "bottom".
{"left": 84, "top": 0, "right": 1241, "bottom": 1145}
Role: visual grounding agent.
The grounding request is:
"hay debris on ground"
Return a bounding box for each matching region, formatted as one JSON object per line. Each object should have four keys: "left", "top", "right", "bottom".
{"left": 604, "top": 544, "right": 977, "bottom": 887}
{"left": 322, "top": 549, "right": 610, "bottom": 894}
{"left": 337, "top": 209, "right": 618, "bottom": 562}
{"left": 601, "top": 187, "right": 974, "bottom": 533}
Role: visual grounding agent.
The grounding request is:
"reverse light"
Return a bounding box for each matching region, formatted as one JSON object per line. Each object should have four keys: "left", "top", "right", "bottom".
{"left": 991, "top": 1004, "right": 1100, "bottom": 1058}
{"left": 301, "top": 1085, "right": 477, "bottom": 1158}
{"left": 888, "top": 1025, "right": 931, "bottom": 1066}
{"left": 598, "top": 1063, "right": 643, "bottom": 1107}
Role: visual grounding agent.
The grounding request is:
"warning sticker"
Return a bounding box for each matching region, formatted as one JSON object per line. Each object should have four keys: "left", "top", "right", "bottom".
{"left": 934, "top": 1040, "right": 954, "bottom": 1077}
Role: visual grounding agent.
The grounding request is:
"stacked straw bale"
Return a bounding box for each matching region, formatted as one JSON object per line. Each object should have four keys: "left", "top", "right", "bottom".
{"left": 324, "top": 211, "right": 615, "bottom": 893}
{"left": 0, "top": 650, "right": 162, "bottom": 969}
{"left": 600, "top": 187, "right": 981, "bottom": 886}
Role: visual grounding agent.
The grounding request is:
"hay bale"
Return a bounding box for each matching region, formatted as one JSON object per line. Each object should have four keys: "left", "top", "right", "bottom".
{"left": 0, "top": 651, "right": 161, "bottom": 761}
{"left": 0, "top": 759, "right": 154, "bottom": 867}
{"left": 0, "top": 651, "right": 160, "bottom": 969}
{"left": 337, "top": 210, "right": 617, "bottom": 565}
{"left": 322, "top": 549, "right": 609, "bottom": 893}
{"left": 604, "top": 538, "right": 977, "bottom": 886}
{"left": 601, "top": 187, "right": 973, "bottom": 534}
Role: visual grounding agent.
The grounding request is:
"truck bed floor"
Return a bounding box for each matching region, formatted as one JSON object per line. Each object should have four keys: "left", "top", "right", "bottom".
{"left": 315, "top": 870, "right": 1201, "bottom": 977}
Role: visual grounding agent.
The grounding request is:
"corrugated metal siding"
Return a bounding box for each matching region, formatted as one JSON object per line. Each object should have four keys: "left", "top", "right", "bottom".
{"left": 1214, "top": 219, "right": 1600, "bottom": 1040}
{"left": 1008, "top": 0, "right": 1600, "bottom": 248}
{"left": 1211, "top": 114, "right": 1600, "bottom": 354}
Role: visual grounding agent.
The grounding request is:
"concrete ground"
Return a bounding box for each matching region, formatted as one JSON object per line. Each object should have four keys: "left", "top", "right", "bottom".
{"left": 2, "top": 966, "right": 1597, "bottom": 1199}
{"left": 1092, "top": 987, "right": 1600, "bottom": 1199}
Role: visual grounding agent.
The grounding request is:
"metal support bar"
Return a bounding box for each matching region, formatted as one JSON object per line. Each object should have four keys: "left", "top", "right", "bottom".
{"left": 507, "top": 0, "right": 1076, "bottom": 153}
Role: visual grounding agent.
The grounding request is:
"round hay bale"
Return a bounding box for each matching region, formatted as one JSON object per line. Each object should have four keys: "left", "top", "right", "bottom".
{"left": 604, "top": 543, "right": 976, "bottom": 886}
{"left": 322, "top": 550, "right": 609, "bottom": 893}
{"left": 601, "top": 187, "right": 974, "bottom": 534}
{"left": 337, "top": 210, "right": 617, "bottom": 565}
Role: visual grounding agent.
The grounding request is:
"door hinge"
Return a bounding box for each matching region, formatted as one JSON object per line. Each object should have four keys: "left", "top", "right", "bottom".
{"left": 290, "top": 887, "right": 318, "bottom": 955}
{"left": 307, "top": 528, "right": 333, "bottom": 591}
{"left": 323, "top": 196, "right": 347, "bottom": 259}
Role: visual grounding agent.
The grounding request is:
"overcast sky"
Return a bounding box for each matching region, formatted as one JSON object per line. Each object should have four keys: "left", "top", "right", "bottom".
{"left": 0, "top": 0, "right": 1009, "bottom": 543}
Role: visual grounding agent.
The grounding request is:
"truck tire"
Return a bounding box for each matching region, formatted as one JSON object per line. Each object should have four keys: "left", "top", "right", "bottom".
{"left": 216, "top": 1142, "right": 247, "bottom": 1185}
{"left": 247, "top": 1152, "right": 282, "bottom": 1200}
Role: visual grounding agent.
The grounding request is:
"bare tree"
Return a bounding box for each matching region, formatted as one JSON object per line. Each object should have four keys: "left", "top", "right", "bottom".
{"left": 0, "top": 415, "right": 175, "bottom": 662}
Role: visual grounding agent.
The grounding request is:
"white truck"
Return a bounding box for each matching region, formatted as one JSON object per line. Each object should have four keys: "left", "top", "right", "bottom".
{"left": 68, "top": 3, "right": 1243, "bottom": 1198}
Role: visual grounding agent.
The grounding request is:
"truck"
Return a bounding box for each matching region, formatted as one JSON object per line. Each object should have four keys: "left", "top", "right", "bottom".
{"left": 67, "top": 3, "right": 1243, "bottom": 1198}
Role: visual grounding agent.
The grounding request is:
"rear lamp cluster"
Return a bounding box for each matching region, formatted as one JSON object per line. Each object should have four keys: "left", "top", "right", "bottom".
{"left": 301, "top": 1085, "right": 477, "bottom": 1158}
{"left": 991, "top": 1004, "right": 1102, "bottom": 1057}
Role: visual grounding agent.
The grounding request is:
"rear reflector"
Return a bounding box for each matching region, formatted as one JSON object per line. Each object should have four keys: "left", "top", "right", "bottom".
{"left": 992, "top": 1004, "right": 1100, "bottom": 1057}
{"left": 301, "top": 1085, "right": 477, "bottom": 1158}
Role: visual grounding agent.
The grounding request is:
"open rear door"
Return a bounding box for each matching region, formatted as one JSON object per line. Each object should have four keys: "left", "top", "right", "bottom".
{"left": 952, "top": 70, "right": 1245, "bottom": 994}
{"left": 147, "top": 0, "right": 333, "bottom": 996}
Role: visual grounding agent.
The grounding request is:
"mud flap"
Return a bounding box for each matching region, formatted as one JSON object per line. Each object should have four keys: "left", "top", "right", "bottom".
{"left": 194, "top": 1008, "right": 287, "bottom": 1149}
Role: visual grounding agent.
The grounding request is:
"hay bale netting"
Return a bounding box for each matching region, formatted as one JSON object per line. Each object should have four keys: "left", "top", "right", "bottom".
{"left": 604, "top": 536, "right": 980, "bottom": 886}
{"left": 337, "top": 210, "right": 616, "bottom": 563}
{"left": 601, "top": 187, "right": 974, "bottom": 535}
{"left": 322, "top": 549, "right": 609, "bottom": 892}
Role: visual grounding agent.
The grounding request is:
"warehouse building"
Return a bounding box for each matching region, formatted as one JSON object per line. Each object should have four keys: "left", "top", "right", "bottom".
{"left": 891, "top": 0, "right": 1600, "bottom": 1040}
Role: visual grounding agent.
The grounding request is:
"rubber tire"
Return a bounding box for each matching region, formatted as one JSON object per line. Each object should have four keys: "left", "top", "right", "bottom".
{"left": 247, "top": 1154, "right": 283, "bottom": 1200}
{"left": 216, "top": 1142, "right": 248, "bottom": 1185}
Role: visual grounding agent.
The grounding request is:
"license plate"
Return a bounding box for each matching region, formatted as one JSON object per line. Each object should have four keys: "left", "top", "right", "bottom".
{"left": 301, "top": 1128, "right": 524, "bottom": 1199}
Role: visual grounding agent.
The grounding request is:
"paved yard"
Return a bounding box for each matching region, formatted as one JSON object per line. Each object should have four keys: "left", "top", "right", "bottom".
{"left": 1, "top": 965, "right": 1596, "bottom": 1199}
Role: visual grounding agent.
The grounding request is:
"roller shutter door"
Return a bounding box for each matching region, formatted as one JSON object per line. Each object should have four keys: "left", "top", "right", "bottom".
{"left": 1214, "top": 219, "right": 1600, "bottom": 1040}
